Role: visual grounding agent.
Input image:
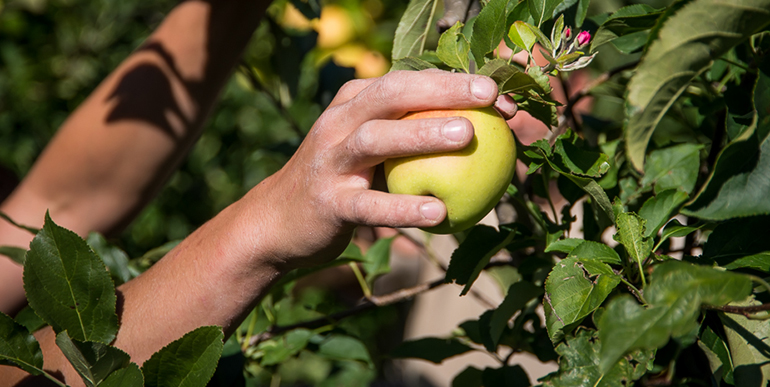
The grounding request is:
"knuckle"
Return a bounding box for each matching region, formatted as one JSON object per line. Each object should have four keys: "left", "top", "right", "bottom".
{"left": 338, "top": 79, "right": 367, "bottom": 99}
{"left": 351, "top": 122, "right": 376, "bottom": 156}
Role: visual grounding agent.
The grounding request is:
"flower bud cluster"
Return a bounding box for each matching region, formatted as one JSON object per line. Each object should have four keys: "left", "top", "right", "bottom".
{"left": 543, "top": 16, "right": 596, "bottom": 73}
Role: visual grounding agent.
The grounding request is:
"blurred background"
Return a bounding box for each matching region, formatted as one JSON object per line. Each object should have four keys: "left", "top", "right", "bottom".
{"left": 0, "top": 0, "right": 673, "bottom": 385}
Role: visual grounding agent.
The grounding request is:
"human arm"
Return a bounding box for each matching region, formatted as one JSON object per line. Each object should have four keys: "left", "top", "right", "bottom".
{"left": 0, "top": 0, "right": 268, "bottom": 315}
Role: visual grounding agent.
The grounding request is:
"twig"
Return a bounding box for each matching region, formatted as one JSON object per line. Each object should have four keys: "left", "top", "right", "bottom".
{"left": 704, "top": 302, "right": 770, "bottom": 317}
{"left": 249, "top": 277, "right": 446, "bottom": 346}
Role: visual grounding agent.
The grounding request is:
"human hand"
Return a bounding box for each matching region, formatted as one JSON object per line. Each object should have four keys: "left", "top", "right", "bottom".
{"left": 237, "top": 69, "right": 517, "bottom": 270}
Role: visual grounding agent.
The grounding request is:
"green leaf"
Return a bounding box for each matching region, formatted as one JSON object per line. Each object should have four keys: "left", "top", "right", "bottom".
{"left": 99, "top": 363, "right": 144, "bottom": 387}
{"left": 524, "top": 22, "right": 553, "bottom": 52}
{"left": 550, "top": 14, "right": 564, "bottom": 53}
{"left": 508, "top": 21, "right": 537, "bottom": 52}
{"left": 390, "top": 56, "right": 439, "bottom": 71}
{"left": 14, "top": 306, "right": 46, "bottom": 333}
{"left": 624, "top": 0, "right": 770, "bottom": 171}
{"left": 567, "top": 241, "right": 622, "bottom": 265}
{"left": 0, "top": 311, "right": 44, "bottom": 375}
{"left": 590, "top": 4, "right": 662, "bottom": 53}
{"left": 720, "top": 297, "right": 770, "bottom": 386}
{"left": 55, "top": 331, "right": 131, "bottom": 387}
{"left": 641, "top": 143, "right": 702, "bottom": 194}
{"left": 445, "top": 225, "right": 517, "bottom": 296}
{"left": 575, "top": 0, "right": 589, "bottom": 27}
{"left": 317, "top": 334, "right": 370, "bottom": 363}
{"left": 527, "top": 0, "right": 560, "bottom": 27}
{"left": 516, "top": 96, "right": 558, "bottom": 129}
{"left": 490, "top": 281, "right": 544, "bottom": 345}
{"left": 544, "top": 238, "right": 584, "bottom": 253}
{"left": 0, "top": 246, "right": 27, "bottom": 265}
{"left": 638, "top": 189, "right": 689, "bottom": 238}
{"left": 0, "top": 211, "right": 39, "bottom": 234}
{"left": 477, "top": 59, "right": 543, "bottom": 95}
{"left": 698, "top": 326, "right": 734, "bottom": 384}
{"left": 544, "top": 257, "right": 621, "bottom": 343}
{"left": 452, "top": 366, "right": 483, "bottom": 387}
{"left": 362, "top": 237, "right": 393, "bottom": 287}
{"left": 540, "top": 329, "right": 654, "bottom": 387}
{"left": 552, "top": 135, "right": 610, "bottom": 178}
{"left": 614, "top": 213, "right": 652, "bottom": 272}
{"left": 392, "top": 0, "right": 440, "bottom": 60}
{"left": 86, "top": 233, "right": 132, "bottom": 285}
{"left": 255, "top": 329, "right": 312, "bottom": 366}
{"left": 481, "top": 365, "right": 531, "bottom": 387}
{"left": 23, "top": 213, "right": 118, "bottom": 343}
{"left": 470, "top": 0, "right": 511, "bottom": 68}
{"left": 656, "top": 219, "right": 702, "bottom": 251}
{"left": 437, "top": 22, "right": 471, "bottom": 72}
{"left": 597, "top": 261, "right": 753, "bottom": 373}
{"left": 723, "top": 252, "right": 770, "bottom": 272}
{"left": 390, "top": 337, "right": 474, "bottom": 363}
{"left": 142, "top": 326, "right": 224, "bottom": 387}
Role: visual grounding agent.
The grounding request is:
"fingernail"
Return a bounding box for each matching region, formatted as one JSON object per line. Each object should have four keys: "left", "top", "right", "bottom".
{"left": 420, "top": 202, "right": 443, "bottom": 221}
{"left": 442, "top": 119, "right": 468, "bottom": 142}
{"left": 471, "top": 77, "right": 497, "bottom": 100}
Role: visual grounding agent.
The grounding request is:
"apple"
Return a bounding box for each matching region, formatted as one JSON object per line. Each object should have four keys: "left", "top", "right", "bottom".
{"left": 384, "top": 106, "right": 517, "bottom": 234}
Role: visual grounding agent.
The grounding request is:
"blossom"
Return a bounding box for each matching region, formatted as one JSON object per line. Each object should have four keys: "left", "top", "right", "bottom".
{"left": 564, "top": 27, "right": 571, "bottom": 39}
{"left": 577, "top": 31, "right": 591, "bottom": 46}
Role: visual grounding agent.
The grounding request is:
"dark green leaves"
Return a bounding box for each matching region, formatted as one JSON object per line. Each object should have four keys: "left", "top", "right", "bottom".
{"left": 624, "top": 0, "right": 770, "bottom": 170}
{"left": 392, "top": 0, "right": 440, "bottom": 60}
{"left": 590, "top": 5, "right": 662, "bottom": 53}
{"left": 597, "top": 261, "right": 753, "bottom": 373}
{"left": 255, "top": 329, "right": 312, "bottom": 366}
{"left": 55, "top": 331, "right": 132, "bottom": 387}
{"left": 0, "top": 311, "right": 44, "bottom": 375}
{"left": 445, "top": 225, "right": 517, "bottom": 296}
{"left": 142, "top": 326, "right": 224, "bottom": 387}
{"left": 390, "top": 337, "right": 473, "bottom": 363}
{"left": 23, "top": 213, "right": 118, "bottom": 343}
{"left": 470, "top": 0, "right": 511, "bottom": 67}
{"left": 361, "top": 237, "right": 393, "bottom": 288}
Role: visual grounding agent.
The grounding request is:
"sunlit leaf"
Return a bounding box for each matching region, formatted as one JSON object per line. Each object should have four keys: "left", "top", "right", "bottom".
{"left": 392, "top": 0, "right": 440, "bottom": 60}
{"left": 470, "top": 0, "right": 511, "bottom": 67}
{"left": 527, "top": 0, "right": 560, "bottom": 27}
{"left": 719, "top": 297, "right": 770, "bottom": 386}
{"left": 638, "top": 189, "right": 688, "bottom": 238}
{"left": 698, "top": 326, "right": 735, "bottom": 384}
{"left": 614, "top": 213, "right": 652, "bottom": 272}
{"left": 437, "top": 22, "right": 471, "bottom": 72}
{"left": 142, "top": 326, "right": 224, "bottom": 387}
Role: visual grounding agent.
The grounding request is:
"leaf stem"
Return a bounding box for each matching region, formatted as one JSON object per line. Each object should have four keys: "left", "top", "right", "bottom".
{"left": 620, "top": 276, "right": 647, "bottom": 305}
{"left": 349, "top": 262, "right": 372, "bottom": 299}
{"left": 749, "top": 275, "right": 770, "bottom": 294}
{"left": 41, "top": 370, "right": 68, "bottom": 387}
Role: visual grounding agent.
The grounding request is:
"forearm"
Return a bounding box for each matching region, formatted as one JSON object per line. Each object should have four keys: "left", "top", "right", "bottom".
{"left": 0, "top": 0, "right": 267, "bottom": 241}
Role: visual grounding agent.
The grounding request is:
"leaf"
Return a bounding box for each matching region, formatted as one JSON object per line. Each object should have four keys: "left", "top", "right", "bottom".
{"left": 614, "top": 213, "right": 652, "bottom": 272}
{"left": 624, "top": 0, "right": 770, "bottom": 171}
{"left": 544, "top": 238, "right": 584, "bottom": 253}
{"left": 490, "top": 281, "right": 544, "bottom": 345}
{"left": 0, "top": 246, "right": 27, "bottom": 265}
{"left": 543, "top": 257, "right": 621, "bottom": 343}
{"left": 516, "top": 95, "right": 558, "bottom": 129}
{"left": 362, "top": 237, "right": 393, "bottom": 287}
{"left": 255, "top": 329, "right": 312, "bottom": 366}
{"left": 575, "top": 0, "right": 589, "bottom": 27}
{"left": 508, "top": 21, "right": 537, "bottom": 52}
{"left": 390, "top": 56, "right": 439, "bottom": 71}
{"left": 99, "top": 363, "right": 144, "bottom": 387}
{"left": 55, "top": 331, "right": 131, "bottom": 387}
{"left": 470, "top": 0, "right": 511, "bottom": 67}
{"left": 524, "top": 22, "right": 553, "bottom": 52}
{"left": 552, "top": 135, "right": 610, "bottom": 178}
{"left": 445, "top": 225, "right": 517, "bottom": 296}
{"left": 23, "top": 213, "right": 118, "bottom": 343}
{"left": 638, "top": 189, "right": 689, "bottom": 238}
{"left": 656, "top": 219, "right": 702, "bottom": 251}
{"left": 86, "top": 233, "right": 132, "bottom": 285}
{"left": 480, "top": 365, "right": 531, "bottom": 387}
{"left": 390, "top": 337, "right": 474, "bottom": 363}
{"left": 550, "top": 14, "right": 564, "bottom": 53}
{"left": 437, "top": 22, "right": 471, "bottom": 72}
{"left": 723, "top": 252, "right": 770, "bottom": 272}
{"left": 452, "top": 366, "right": 483, "bottom": 387}
{"left": 698, "top": 326, "right": 734, "bottom": 384}
{"left": 0, "top": 211, "right": 39, "bottom": 234}
{"left": 567, "top": 241, "right": 622, "bottom": 265}
{"left": 317, "top": 334, "right": 370, "bottom": 363}
{"left": 719, "top": 297, "right": 770, "bottom": 386}
{"left": 477, "top": 59, "right": 543, "bottom": 95}
{"left": 590, "top": 4, "right": 662, "bottom": 53}
{"left": 0, "top": 312, "right": 44, "bottom": 375}
{"left": 540, "top": 329, "right": 654, "bottom": 387}
{"left": 597, "top": 261, "right": 753, "bottom": 373}
{"left": 142, "top": 326, "right": 224, "bottom": 387}
{"left": 641, "top": 143, "right": 702, "bottom": 194}
{"left": 392, "top": 0, "right": 440, "bottom": 60}
{"left": 527, "top": 0, "right": 560, "bottom": 27}
{"left": 14, "top": 306, "right": 46, "bottom": 333}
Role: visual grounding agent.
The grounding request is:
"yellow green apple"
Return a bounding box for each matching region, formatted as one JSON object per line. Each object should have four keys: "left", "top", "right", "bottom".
{"left": 384, "top": 106, "right": 517, "bottom": 234}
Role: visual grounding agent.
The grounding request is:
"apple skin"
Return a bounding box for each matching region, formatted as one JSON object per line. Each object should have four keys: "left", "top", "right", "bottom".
{"left": 384, "top": 107, "right": 517, "bottom": 234}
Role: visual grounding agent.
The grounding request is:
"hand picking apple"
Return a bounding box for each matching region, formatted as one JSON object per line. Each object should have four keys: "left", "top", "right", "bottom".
{"left": 385, "top": 107, "right": 516, "bottom": 234}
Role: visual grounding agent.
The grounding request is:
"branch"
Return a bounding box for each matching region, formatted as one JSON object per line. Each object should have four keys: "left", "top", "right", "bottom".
{"left": 704, "top": 302, "right": 770, "bottom": 317}
{"left": 249, "top": 277, "right": 446, "bottom": 346}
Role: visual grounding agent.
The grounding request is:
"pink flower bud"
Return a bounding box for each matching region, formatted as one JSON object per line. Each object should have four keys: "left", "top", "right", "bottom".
{"left": 577, "top": 31, "right": 591, "bottom": 46}
{"left": 564, "top": 27, "right": 571, "bottom": 39}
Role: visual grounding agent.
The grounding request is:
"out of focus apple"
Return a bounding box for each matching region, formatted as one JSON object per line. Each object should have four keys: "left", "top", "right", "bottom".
{"left": 384, "top": 107, "right": 516, "bottom": 234}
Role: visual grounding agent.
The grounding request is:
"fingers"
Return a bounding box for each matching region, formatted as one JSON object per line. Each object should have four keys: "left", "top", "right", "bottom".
{"left": 337, "top": 116, "right": 474, "bottom": 170}
{"left": 494, "top": 94, "right": 518, "bottom": 120}
{"left": 336, "top": 190, "right": 447, "bottom": 228}
{"left": 340, "top": 70, "right": 499, "bottom": 125}
{"left": 327, "top": 78, "right": 378, "bottom": 108}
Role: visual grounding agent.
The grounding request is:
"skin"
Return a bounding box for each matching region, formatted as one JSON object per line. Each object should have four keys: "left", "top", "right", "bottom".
{"left": 0, "top": 1, "right": 519, "bottom": 382}
{"left": 384, "top": 107, "right": 517, "bottom": 234}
